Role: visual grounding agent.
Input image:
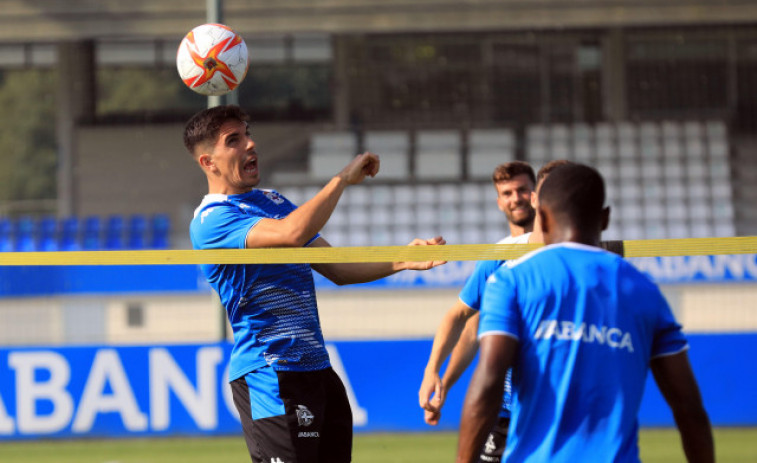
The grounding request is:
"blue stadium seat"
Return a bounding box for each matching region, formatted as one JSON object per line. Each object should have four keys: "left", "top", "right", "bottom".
{"left": 150, "top": 214, "right": 170, "bottom": 249}
{"left": 60, "top": 216, "right": 81, "bottom": 251}
{"left": 38, "top": 216, "right": 59, "bottom": 252}
{"left": 82, "top": 216, "right": 102, "bottom": 250}
{"left": 0, "top": 218, "right": 13, "bottom": 252}
{"left": 105, "top": 215, "right": 125, "bottom": 250}
{"left": 127, "top": 215, "right": 148, "bottom": 250}
{"left": 14, "top": 216, "right": 37, "bottom": 252}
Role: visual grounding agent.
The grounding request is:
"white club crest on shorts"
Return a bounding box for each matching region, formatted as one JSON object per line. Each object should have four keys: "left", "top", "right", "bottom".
{"left": 484, "top": 433, "right": 496, "bottom": 454}
{"left": 296, "top": 405, "right": 314, "bottom": 427}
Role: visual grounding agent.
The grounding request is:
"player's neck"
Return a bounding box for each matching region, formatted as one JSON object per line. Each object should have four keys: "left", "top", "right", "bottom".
{"left": 528, "top": 228, "right": 543, "bottom": 244}
{"left": 508, "top": 222, "right": 534, "bottom": 238}
{"left": 207, "top": 180, "right": 256, "bottom": 196}
{"left": 547, "top": 227, "right": 601, "bottom": 247}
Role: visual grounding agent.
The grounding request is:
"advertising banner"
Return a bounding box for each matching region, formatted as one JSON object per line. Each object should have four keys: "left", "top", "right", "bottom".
{"left": 0, "top": 334, "right": 754, "bottom": 440}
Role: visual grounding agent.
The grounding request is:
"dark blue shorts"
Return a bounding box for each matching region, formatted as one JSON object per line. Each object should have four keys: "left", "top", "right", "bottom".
{"left": 479, "top": 416, "right": 510, "bottom": 463}
{"left": 231, "top": 366, "right": 353, "bottom": 463}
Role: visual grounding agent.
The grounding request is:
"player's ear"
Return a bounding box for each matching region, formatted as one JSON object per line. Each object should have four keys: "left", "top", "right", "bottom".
{"left": 530, "top": 191, "right": 537, "bottom": 209}
{"left": 601, "top": 206, "right": 610, "bottom": 231}
{"left": 198, "top": 152, "right": 214, "bottom": 170}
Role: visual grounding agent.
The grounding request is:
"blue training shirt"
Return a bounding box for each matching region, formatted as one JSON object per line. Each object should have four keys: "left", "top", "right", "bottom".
{"left": 479, "top": 242, "right": 688, "bottom": 463}
{"left": 458, "top": 233, "right": 531, "bottom": 419}
{"left": 190, "top": 189, "right": 329, "bottom": 381}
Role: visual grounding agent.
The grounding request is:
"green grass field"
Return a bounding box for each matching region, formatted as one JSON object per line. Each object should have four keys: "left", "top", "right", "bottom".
{"left": 0, "top": 428, "right": 754, "bottom": 462}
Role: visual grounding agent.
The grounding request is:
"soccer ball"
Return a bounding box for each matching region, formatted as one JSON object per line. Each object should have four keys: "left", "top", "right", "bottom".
{"left": 176, "top": 23, "right": 249, "bottom": 96}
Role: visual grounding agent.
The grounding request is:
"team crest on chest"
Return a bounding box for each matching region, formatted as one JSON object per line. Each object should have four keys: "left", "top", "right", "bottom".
{"left": 263, "top": 190, "right": 285, "bottom": 205}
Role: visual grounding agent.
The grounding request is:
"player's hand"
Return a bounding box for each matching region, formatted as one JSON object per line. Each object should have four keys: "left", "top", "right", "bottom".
{"left": 337, "top": 152, "right": 380, "bottom": 185}
{"left": 418, "top": 371, "right": 441, "bottom": 410}
{"left": 419, "top": 371, "right": 446, "bottom": 425}
{"left": 424, "top": 399, "right": 442, "bottom": 426}
{"left": 401, "top": 236, "right": 447, "bottom": 271}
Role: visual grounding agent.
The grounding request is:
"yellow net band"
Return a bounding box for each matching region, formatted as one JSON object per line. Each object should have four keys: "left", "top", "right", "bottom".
{"left": 0, "top": 236, "right": 754, "bottom": 266}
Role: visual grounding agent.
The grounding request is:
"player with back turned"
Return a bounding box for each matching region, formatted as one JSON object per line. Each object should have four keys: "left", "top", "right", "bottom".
{"left": 185, "top": 105, "right": 445, "bottom": 463}
{"left": 457, "top": 163, "right": 713, "bottom": 463}
{"left": 420, "top": 160, "right": 592, "bottom": 462}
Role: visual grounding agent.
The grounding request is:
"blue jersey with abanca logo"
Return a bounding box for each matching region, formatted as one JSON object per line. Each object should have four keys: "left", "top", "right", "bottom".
{"left": 458, "top": 232, "right": 531, "bottom": 419}
{"left": 189, "top": 189, "right": 329, "bottom": 381}
{"left": 479, "top": 242, "right": 688, "bottom": 463}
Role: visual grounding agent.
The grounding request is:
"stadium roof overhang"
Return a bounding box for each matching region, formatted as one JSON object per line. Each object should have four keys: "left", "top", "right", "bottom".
{"left": 1, "top": 0, "right": 757, "bottom": 42}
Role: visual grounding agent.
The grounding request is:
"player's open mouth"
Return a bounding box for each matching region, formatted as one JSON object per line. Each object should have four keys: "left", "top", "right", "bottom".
{"left": 243, "top": 159, "right": 257, "bottom": 173}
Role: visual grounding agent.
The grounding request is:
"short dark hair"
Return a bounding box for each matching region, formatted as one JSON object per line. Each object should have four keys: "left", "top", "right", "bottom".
{"left": 539, "top": 163, "right": 606, "bottom": 231}
{"left": 183, "top": 105, "right": 250, "bottom": 156}
{"left": 492, "top": 161, "right": 536, "bottom": 186}
{"left": 536, "top": 159, "right": 574, "bottom": 186}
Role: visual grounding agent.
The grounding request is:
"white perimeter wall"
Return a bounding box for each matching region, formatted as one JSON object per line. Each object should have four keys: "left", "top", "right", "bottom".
{"left": 0, "top": 284, "right": 755, "bottom": 347}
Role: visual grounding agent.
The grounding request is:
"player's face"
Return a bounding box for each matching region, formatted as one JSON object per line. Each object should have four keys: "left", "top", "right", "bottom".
{"left": 207, "top": 119, "right": 259, "bottom": 194}
{"left": 495, "top": 174, "right": 535, "bottom": 227}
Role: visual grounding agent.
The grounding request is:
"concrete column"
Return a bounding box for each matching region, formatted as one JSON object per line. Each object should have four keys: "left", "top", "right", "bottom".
{"left": 602, "top": 28, "right": 627, "bottom": 122}
{"left": 56, "top": 40, "right": 96, "bottom": 217}
{"left": 206, "top": 0, "right": 240, "bottom": 108}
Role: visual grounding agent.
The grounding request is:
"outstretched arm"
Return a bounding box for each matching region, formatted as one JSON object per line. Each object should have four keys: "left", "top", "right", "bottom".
{"left": 419, "top": 301, "right": 478, "bottom": 425}
{"left": 442, "top": 312, "right": 481, "bottom": 391}
{"left": 650, "top": 351, "right": 714, "bottom": 463}
{"left": 246, "top": 152, "right": 379, "bottom": 248}
{"left": 457, "top": 334, "right": 517, "bottom": 463}
{"left": 310, "top": 236, "right": 446, "bottom": 285}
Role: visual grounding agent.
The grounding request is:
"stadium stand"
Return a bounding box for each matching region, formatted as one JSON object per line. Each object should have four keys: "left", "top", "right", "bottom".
{"left": 363, "top": 131, "right": 411, "bottom": 180}
{"left": 415, "top": 130, "right": 462, "bottom": 180}
{"left": 301, "top": 119, "right": 735, "bottom": 245}
{"left": 105, "top": 215, "right": 125, "bottom": 250}
{"left": 149, "top": 214, "right": 171, "bottom": 249}
{"left": 308, "top": 131, "right": 358, "bottom": 180}
{"left": 467, "top": 129, "right": 516, "bottom": 179}
{"left": 127, "top": 214, "right": 148, "bottom": 250}
{"left": 38, "top": 216, "right": 59, "bottom": 252}
{"left": 60, "top": 216, "right": 81, "bottom": 251}
{"left": 523, "top": 120, "right": 733, "bottom": 240}
{"left": 82, "top": 216, "right": 102, "bottom": 250}
{"left": 0, "top": 118, "right": 734, "bottom": 253}
{"left": 0, "top": 214, "right": 171, "bottom": 252}
{"left": 13, "top": 217, "right": 36, "bottom": 252}
{"left": 0, "top": 218, "right": 12, "bottom": 252}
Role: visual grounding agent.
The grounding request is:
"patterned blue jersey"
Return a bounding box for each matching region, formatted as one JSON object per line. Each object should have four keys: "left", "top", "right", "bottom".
{"left": 458, "top": 233, "right": 530, "bottom": 419}
{"left": 190, "top": 190, "right": 329, "bottom": 381}
{"left": 479, "top": 242, "right": 688, "bottom": 462}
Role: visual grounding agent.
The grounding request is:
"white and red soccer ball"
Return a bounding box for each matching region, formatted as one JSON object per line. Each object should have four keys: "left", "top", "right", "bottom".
{"left": 176, "top": 23, "right": 249, "bottom": 96}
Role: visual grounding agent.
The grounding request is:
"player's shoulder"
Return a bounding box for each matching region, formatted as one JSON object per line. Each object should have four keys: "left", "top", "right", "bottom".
{"left": 192, "top": 194, "right": 229, "bottom": 222}
{"left": 500, "top": 241, "right": 560, "bottom": 269}
{"left": 192, "top": 193, "right": 245, "bottom": 221}
{"left": 190, "top": 192, "right": 260, "bottom": 234}
{"left": 503, "top": 241, "right": 624, "bottom": 272}
{"left": 473, "top": 258, "right": 504, "bottom": 275}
